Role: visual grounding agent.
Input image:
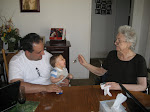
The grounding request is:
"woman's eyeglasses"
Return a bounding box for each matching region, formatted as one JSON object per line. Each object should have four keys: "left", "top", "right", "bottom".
{"left": 114, "top": 39, "right": 127, "bottom": 44}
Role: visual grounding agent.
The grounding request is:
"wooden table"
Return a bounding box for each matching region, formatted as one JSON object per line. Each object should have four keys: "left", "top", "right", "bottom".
{"left": 26, "top": 85, "right": 150, "bottom": 112}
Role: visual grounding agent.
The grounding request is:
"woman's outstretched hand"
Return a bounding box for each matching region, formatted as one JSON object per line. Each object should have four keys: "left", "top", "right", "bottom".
{"left": 78, "top": 54, "right": 87, "bottom": 66}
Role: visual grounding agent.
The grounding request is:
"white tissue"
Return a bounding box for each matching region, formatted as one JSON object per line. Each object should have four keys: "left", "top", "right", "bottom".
{"left": 100, "top": 83, "right": 112, "bottom": 97}
{"left": 111, "top": 93, "right": 127, "bottom": 111}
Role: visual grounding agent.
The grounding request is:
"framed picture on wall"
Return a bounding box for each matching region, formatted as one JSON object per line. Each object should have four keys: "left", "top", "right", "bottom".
{"left": 49, "top": 28, "right": 64, "bottom": 40}
{"left": 96, "top": 3, "right": 101, "bottom": 9}
{"left": 95, "top": 9, "right": 101, "bottom": 14}
{"left": 95, "top": 0, "right": 112, "bottom": 15}
{"left": 20, "top": 0, "right": 40, "bottom": 12}
{"left": 101, "top": 2, "right": 106, "bottom": 9}
{"left": 101, "top": 9, "right": 106, "bottom": 15}
{"left": 106, "top": 0, "right": 112, "bottom": 4}
{"left": 95, "top": 0, "right": 101, "bottom": 3}
{"left": 106, "top": 9, "right": 112, "bottom": 14}
{"left": 106, "top": 4, "right": 111, "bottom": 10}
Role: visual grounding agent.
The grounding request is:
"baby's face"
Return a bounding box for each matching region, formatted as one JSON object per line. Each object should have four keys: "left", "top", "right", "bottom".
{"left": 56, "top": 55, "right": 66, "bottom": 69}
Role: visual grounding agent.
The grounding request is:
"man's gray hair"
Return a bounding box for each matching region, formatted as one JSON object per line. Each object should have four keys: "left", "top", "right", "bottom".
{"left": 118, "top": 25, "right": 137, "bottom": 51}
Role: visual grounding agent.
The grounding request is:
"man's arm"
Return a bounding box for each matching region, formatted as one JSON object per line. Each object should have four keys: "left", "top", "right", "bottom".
{"left": 10, "top": 79, "right": 62, "bottom": 93}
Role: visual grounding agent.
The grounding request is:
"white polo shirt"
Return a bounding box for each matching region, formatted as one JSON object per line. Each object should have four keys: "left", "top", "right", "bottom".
{"left": 9, "top": 50, "right": 52, "bottom": 85}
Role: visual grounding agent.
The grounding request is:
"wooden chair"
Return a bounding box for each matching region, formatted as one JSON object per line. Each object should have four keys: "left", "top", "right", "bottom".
{"left": 147, "top": 68, "right": 150, "bottom": 94}
{"left": 1, "top": 49, "right": 19, "bottom": 83}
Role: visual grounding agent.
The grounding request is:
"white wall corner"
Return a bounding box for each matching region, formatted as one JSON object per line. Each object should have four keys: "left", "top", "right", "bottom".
{"left": 132, "top": 0, "right": 144, "bottom": 54}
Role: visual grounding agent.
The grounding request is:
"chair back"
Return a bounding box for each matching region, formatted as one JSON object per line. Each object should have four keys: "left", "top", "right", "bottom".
{"left": 1, "top": 49, "right": 19, "bottom": 81}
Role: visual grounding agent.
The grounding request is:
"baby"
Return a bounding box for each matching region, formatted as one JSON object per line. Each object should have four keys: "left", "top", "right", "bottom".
{"left": 50, "top": 54, "right": 73, "bottom": 85}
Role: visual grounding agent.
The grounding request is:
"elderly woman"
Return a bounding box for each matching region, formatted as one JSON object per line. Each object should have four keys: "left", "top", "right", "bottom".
{"left": 78, "top": 25, "right": 147, "bottom": 91}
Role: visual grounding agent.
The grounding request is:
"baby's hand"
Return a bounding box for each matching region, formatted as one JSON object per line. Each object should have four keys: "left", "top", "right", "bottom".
{"left": 68, "top": 74, "right": 73, "bottom": 79}
{"left": 59, "top": 75, "right": 64, "bottom": 80}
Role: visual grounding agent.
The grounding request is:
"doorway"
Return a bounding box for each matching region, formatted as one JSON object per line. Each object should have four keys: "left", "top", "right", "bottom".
{"left": 90, "top": 0, "right": 133, "bottom": 83}
{"left": 90, "top": 0, "right": 132, "bottom": 59}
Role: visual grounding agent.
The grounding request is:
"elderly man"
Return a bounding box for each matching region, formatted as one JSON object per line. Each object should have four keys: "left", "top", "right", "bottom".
{"left": 9, "top": 33, "right": 69, "bottom": 93}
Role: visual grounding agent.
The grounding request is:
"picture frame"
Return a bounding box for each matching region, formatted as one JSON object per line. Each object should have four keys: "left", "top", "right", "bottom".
{"left": 106, "top": 4, "right": 111, "bottom": 10}
{"left": 106, "top": 0, "right": 112, "bottom": 4}
{"left": 20, "top": 0, "right": 40, "bottom": 12}
{"left": 101, "top": 2, "right": 106, "bottom": 9}
{"left": 106, "top": 9, "right": 112, "bottom": 15}
{"left": 95, "top": 0, "right": 112, "bottom": 15}
{"left": 96, "top": 3, "right": 101, "bottom": 9}
{"left": 95, "top": 9, "right": 101, "bottom": 14}
{"left": 101, "top": 9, "right": 106, "bottom": 15}
{"left": 95, "top": 0, "right": 101, "bottom": 3}
{"left": 49, "top": 28, "right": 64, "bottom": 40}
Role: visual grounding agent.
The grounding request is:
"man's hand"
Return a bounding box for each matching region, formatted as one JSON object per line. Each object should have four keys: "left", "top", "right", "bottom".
{"left": 68, "top": 73, "right": 73, "bottom": 79}
{"left": 45, "top": 84, "right": 62, "bottom": 93}
{"left": 11, "top": 79, "right": 63, "bottom": 93}
{"left": 60, "top": 78, "right": 69, "bottom": 87}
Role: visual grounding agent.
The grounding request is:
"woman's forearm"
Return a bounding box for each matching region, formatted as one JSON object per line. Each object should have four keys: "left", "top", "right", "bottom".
{"left": 123, "top": 84, "right": 147, "bottom": 91}
{"left": 83, "top": 63, "right": 107, "bottom": 76}
{"left": 123, "top": 77, "right": 147, "bottom": 91}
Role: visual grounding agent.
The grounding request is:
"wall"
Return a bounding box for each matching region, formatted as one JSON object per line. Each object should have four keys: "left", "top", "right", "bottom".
{"left": 114, "top": 0, "right": 131, "bottom": 36}
{"left": 0, "top": 0, "right": 92, "bottom": 79}
{"left": 142, "top": 0, "right": 150, "bottom": 67}
{"left": 145, "top": 26, "right": 150, "bottom": 67}
{"left": 90, "top": 0, "right": 130, "bottom": 58}
{"left": 132, "top": 0, "right": 150, "bottom": 64}
{"left": 90, "top": 0, "right": 116, "bottom": 58}
{"left": 91, "top": 0, "right": 131, "bottom": 59}
{"left": 91, "top": 0, "right": 150, "bottom": 66}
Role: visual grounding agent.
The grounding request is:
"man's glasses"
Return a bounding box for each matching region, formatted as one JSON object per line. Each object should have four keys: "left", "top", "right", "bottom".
{"left": 36, "top": 67, "right": 42, "bottom": 77}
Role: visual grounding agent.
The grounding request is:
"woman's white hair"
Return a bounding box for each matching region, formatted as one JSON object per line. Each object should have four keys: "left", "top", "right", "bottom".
{"left": 118, "top": 25, "right": 137, "bottom": 51}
